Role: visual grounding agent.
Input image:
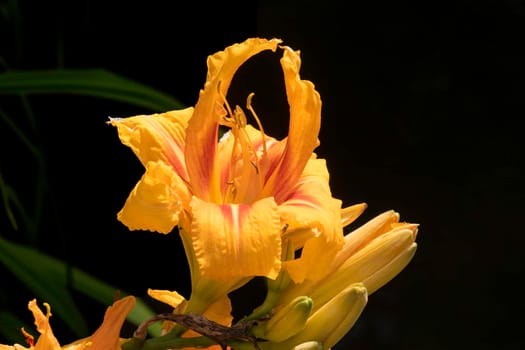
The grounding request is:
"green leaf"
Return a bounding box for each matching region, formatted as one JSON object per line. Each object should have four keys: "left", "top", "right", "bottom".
{"left": 0, "top": 310, "right": 31, "bottom": 344}
{"left": 71, "top": 266, "right": 162, "bottom": 337}
{"left": 0, "top": 171, "right": 20, "bottom": 231}
{"left": 0, "top": 236, "right": 88, "bottom": 336}
{"left": 0, "top": 236, "right": 162, "bottom": 338}
{"left": 0, "top": 69, "right": 185, "bottom": 111}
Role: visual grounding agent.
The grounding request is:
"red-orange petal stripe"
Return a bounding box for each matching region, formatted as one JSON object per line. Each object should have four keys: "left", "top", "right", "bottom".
{"left": 185, "top": 38, "right": 282, "bottom": 203}
{"left": 262, "top": 47, "right": 322, "bottom": 203}
{"left": 189, "top": 196, "right": 282, "bottom": 280}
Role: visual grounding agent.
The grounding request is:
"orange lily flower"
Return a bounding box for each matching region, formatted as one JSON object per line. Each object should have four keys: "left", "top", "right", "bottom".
{"left": 0, "top": 296, "right": 135, "bottom": 350}
{"left": 110, "top": 37, "right": 359, "bottom": 288}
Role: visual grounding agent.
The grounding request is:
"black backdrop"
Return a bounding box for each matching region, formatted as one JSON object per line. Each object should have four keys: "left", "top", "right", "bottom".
{"left": 1, "top": 1, "right": 524, "bottom": 349}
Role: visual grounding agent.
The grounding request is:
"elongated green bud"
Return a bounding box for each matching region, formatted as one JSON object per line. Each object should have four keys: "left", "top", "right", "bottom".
{"left": 253, "top": 296, "right": 313, "bottom": 342}
{"left": 278, "top": 283, "right": 367, "bottom": 349}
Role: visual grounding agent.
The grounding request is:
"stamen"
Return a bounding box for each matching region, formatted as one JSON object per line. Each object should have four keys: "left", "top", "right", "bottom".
{"left": 233, "top": 106, "right": 258, "bottom": 201}
{"left": 216, "top": 80, "right": 238, "bottom": 202}
{"left": 215, "top": 84, "right": 267, "bottom": 203}
{"left": 44, "top": 302, "right": 52, "bottom": 319}
{"left": 246, "top": 93, "right": 267, "bottom": 157}
{"left": 233, "top": 105, "right": 247, "bottom": 128}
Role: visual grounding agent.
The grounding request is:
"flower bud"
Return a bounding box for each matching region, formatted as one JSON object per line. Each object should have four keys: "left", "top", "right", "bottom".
{"left": 253, "top": 296, "right": 313, "bottom": 342}
{"left": 278, "top": 283, "right": 367, "bottom": 349}
{"left": 309, "top": 228, "right": 416, "bottom": 311}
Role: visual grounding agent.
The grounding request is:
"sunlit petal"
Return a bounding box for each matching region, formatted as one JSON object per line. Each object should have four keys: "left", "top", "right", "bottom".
{"left": 279, "top": 159, "right": 346, "bottom": 282}
{"left": 262, "top": 47, "right": 322, "bottom": 203}
{"left": 147, "top": 289, "right": 186, "bottom": 309}
{"left": 279, "top": 159, "right": 341, "bottom": 244}
{"left": 284, "top": 221, "right": 342, "bottom": 283}
{"left": 109, "top": 108, "right": 193, "bottom": 181}
{"left": 177, "top": 224, "right": 251, "bottom": 315}
{"left": 118, "top": 161, "right": 191, "bottom": 233}
{"left": 189, "top": 196, "right": 281, "bottom": 280}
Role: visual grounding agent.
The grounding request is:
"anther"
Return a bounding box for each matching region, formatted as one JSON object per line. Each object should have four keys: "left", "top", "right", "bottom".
{"left": 233, "top": 106, "right": 247, "bottom": 128}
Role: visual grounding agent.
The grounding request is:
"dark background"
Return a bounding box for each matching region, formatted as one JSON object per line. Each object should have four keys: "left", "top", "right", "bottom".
{"left": 1, "top": 1, "right": 524, "bottom": 349}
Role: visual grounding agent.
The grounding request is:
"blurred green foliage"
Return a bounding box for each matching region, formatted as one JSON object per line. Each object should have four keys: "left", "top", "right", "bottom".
{"left": 0, "top": 0, "right": 185, "bottom": 343}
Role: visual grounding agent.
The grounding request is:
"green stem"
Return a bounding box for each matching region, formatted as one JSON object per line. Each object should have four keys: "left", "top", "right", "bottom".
{"left": 122, "top": 333, "right": 216, "bottom": 350}
{"left": 244, "top": 239, "right": 294, "bottom": 321}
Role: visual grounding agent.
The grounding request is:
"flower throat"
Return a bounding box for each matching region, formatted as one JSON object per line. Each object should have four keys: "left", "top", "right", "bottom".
{"left": 219, "top": 87, "right": 268, "bottom": 204}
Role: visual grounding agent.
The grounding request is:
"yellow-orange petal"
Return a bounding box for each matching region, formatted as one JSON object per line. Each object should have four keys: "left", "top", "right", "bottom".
{"left": 117, "top": 160, "right": 191, "bottom": 233}
{"left": 262, "top": 46, "right": 322, "bottom": 203}
{"left": 147, "top": 289, "right": 186, "bottom": 309}
{"left": 189, "top": 196, "right": 282, "bottom": 281}
{"left": 341, "top": 203, "right": 368, "bottom": 228}
{"left": 178, "top": 225, "right": 251, "bottom": 313}
{"left": 278, "top": 158, "right": 345, "bottom": 282}
{"left": 109, "top": 108, "right": 193, "bottom": 182}
{"left": 279, "top": 159, "right": 341, "bottom": 245}
{"left": 27, "top": 299, "right": 61, "bottom": 350}
{"left": 283, "top": 199, "right": 343, "bottom": 283}
{"left": 185, "top": 38, "right": 282, "bottom": 203}
{"left": 84, "top": 296, "right": 136, "bottom": 350}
